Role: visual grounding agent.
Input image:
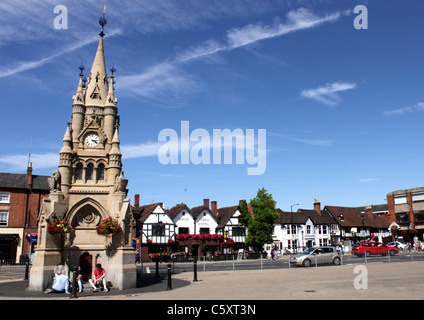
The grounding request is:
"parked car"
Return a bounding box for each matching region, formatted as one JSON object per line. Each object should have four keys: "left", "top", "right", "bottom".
{"left": 352, "top": 241, "right": 398, "bottom": 257}
{"left": 387, "top": 241, "right": 408, "bottom": 251}
{"left": 289, "top": 246, "right": 341, "bottom": 267}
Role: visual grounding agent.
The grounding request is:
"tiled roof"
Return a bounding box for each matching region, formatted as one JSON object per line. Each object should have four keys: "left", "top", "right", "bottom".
{"left": 324, "top": 205, "right": 389, "bottom": 229}
{"left": 216, "top": 205, "right": 239, "bottom": 228}
{"left": 277, "top": 208, "right": 335, "bottom": 225}
{"left": 166, "top": 203, "right": 191, "bottom": 219}
{"left": 132, "top": 203, "right": 163, "bottom": 223}
{"left": 0, "top": 172, "right": 50, "bottom": 190}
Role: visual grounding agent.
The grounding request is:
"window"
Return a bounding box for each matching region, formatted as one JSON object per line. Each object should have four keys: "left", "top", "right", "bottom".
{"left": 414, "top": 211, "right": 424, "bottom": 222}
{"left": 306, "top": 225, "right": 311, "bottom": 234}
{"left": 152, "top": 224, "right": 165, "bottom": 236}
{"left": 179, "top": 227, "right": 189, "bottom": 234}
{"left": 396, "top": 212, "right": 410, "bottom": 223}
{"left": 394, "top": 196, "right": 407, "bottom": 205}
{"left": 318, "top": 225, "right": 327, "bottom": 234}
{"left": 288, "top": 239, "right": 297, "bottom": 249}
{"left": 0, "top": 192, "right": 10, "bottom": 203}
{"left": 232, "top": 227, "right": 245, "bottom": 236}
{"left": 86, "top": 163, "right": 94, "bottom": 180}
{"left": 75, "top": 163, "right": 83, "bottom": 180}
{"left": 199, "top": 228, "right": 209, "bottom": 234}
{"left": 0, "top": 211, "right": 8, "bottom": 226}
{"left": 412, "top": 194, "right": 424, "bottom": 202}
{"left": 287, "top": 225, "right": 296, "bottom": 235}
{"left": 98, "top": 163, "right": 105, "bottom": 181}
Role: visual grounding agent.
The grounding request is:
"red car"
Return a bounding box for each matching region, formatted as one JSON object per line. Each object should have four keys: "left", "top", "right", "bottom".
{"left": 352, "top": 242, "right": 398, "bottom": 257}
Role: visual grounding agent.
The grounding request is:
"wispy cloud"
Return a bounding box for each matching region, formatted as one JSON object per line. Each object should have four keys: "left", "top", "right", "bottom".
{"left": 121, "top": 141, "right": 164, "bottom": 159}
{"left": 226, "top": 8, "right": 342, "bottom": 49}
{"left": 0, "top": 153, "right": 58, "bottom": 171}
{"left": 0, "top": 29, "right": 122, "bottom": 79}
{"left": 120, "top": 7, "right": 346, "bottom": 103}
{"left": 118, "top": 62, "right": 200, "bottom": 108}
{"left": 269, "top": 132, "right": 333, "bottom": 147}
{"left": 383, "top": 102, "right": 424, "bottom": 116}
{"left": 300, "top": 81, "right": 357, "bottom": 106}
{"left": 359, "top": 178, "right": 379, "bottom": 183}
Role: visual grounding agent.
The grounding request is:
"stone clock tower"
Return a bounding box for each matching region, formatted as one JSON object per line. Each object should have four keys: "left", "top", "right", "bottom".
{"left": 29, "top": 13, "right": 136, "bottom": 291}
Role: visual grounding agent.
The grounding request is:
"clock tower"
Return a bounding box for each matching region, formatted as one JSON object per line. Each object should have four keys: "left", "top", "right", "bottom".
{"left": 29, "top": 11, "right": 136, "bottom": 291}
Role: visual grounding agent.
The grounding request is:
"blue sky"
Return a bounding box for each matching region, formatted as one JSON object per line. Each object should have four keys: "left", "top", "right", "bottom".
{"left": 1, "top": 0, "right": 424, "bottom": 211}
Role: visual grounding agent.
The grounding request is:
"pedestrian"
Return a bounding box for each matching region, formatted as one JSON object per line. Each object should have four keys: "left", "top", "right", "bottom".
{"left": 338, "top": 242, "right": 344, "bottom": 255}
{"left": 88, "top": 263, "right": 109, "bottom": 292}
{"left": 45, "top": 269, "right": 70, "bottom": 294}
{"left": 72, "top": 266, "right": 84, "bottom": 292}
{"left": 270, "top": 246, "right": 275, "bottom": 260}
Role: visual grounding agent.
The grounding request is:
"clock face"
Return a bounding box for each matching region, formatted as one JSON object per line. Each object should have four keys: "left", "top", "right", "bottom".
{"left": 85, "top": 134, "right": 99, "bottom": 147}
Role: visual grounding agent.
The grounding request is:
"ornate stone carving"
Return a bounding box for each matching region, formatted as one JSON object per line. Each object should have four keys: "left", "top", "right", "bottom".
{"left": 48, "top": 170, "right": 61, "bottom": 191}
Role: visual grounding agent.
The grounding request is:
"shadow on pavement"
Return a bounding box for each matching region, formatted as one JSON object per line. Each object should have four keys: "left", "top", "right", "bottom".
{"left": 0, "top": 274, "right": 190, "bottom": 299}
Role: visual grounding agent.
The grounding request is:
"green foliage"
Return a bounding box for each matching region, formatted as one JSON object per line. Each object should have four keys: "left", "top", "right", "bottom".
{"left": 245, "top": 188, "right": 279, "bottom": 252}
{"left": 238, "top": 199, "right": 251, "bottom": 226}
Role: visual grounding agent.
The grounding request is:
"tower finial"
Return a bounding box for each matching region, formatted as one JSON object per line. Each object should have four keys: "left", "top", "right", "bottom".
{"left": 99, "top": 5, "right": 107, "bottom": 37}
{"left": 79, "top": 63, "right": 85, "bottom": 77}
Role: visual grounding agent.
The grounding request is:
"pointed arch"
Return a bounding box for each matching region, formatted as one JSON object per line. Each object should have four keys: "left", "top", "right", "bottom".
{"left": 67, "top": 197, "right": 109, "bottom": 229}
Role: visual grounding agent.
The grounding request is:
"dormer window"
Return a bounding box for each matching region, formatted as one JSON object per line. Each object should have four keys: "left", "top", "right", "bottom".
{"left": 339, "top": 213, "right": 344, "bottom": 221}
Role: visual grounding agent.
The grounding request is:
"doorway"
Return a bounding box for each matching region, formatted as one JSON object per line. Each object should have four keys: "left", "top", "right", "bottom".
{"left": 79, "top": 252, "right": 92, "bottom": 282}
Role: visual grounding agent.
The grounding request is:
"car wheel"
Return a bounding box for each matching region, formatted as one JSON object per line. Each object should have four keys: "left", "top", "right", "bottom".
{"left": 302, "top": 259, "right": 311, "bottom": 267}
{"left": 333, "top": 257, "right": 341, "bottom": 265}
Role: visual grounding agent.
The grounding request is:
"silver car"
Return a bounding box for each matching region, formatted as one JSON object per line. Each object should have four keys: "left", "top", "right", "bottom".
{"left": 289, "top": 246, "right": 341, "bottom": 267}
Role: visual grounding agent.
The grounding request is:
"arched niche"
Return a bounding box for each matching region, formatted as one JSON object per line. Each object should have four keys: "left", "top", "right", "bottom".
{"left": 66, "top": 198, "right": 108, "bottom": 247}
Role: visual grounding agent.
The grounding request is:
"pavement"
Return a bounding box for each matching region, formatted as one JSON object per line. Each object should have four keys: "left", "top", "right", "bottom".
{"left": 1, "top": 260, "right": 424, "bottom": 300}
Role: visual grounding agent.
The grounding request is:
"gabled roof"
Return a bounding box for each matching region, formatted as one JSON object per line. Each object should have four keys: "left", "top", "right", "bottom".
{"left": 191, "top": 205, "right": 215, "bottom": 218}
{"left": 324, "top": 205, "right": 389, "bottom": 229}
{"left": 216, "top": 205, "right": 239, "bottom": 228}
{"left": 132, "top": 202, "right": 164, "bottom": 223}
{"left": 166, "top": 203, "right": 192, "bottom": 219}
{"left": 0, "top": 172, "right": 50, "bottom": 191}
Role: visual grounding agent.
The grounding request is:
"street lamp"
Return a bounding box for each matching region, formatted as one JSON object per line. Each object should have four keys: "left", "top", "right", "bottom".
{"left": 291, "top": 204, "right": 299, "bottom": 253}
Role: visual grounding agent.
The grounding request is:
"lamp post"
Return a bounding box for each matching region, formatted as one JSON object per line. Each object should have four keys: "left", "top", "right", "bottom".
{"left": 291, "top": 204, "right": 299, "bottom": 253}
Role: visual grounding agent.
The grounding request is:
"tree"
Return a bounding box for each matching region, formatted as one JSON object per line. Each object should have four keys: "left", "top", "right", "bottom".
{"left": 238, "top": 199, "right": 251, "bottom": 226}
{"left": 245, "top": 188, "right": 279, "bottom": 252}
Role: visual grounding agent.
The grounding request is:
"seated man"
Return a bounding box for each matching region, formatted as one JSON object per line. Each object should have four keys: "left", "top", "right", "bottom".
{"left": 88, "top": 263, "right": 109, "bottom": 292}
{"left": 45, "top": 270, "right": 70, "bottom": 294}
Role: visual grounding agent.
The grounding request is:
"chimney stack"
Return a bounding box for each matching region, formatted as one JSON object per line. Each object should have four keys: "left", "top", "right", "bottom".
{"left": 203, "top": 198, "right": 210, "bottom": 209}
{"left": 211, "top": 201, "right": 217, "bottom": 215}
{"left": 26, "top": 162, "right": 33, "bottom": 190}
{"left": 314, "top": 199, "right": 321, "bottom": 215}
{"left": 365, "top": 205, "right": 373, "bottom": 216}
{"left": 134, "top": 194, "right": 140, "bottom": 207}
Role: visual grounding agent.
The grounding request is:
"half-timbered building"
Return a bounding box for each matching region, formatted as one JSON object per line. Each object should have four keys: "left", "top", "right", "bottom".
{"left": 133, "top": 201, "right": 176, "bottom": 259}
{"left": 216, "top": 205, "right": 247, "bottom": 252}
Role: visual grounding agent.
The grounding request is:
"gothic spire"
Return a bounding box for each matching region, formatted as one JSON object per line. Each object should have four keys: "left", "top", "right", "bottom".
{"left": 85, "top": 7, "right": 109, "bottom": 107}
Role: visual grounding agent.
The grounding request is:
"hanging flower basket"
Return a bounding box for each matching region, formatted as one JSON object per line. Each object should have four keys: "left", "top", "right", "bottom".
{"left": 96, "top": 217, "right": 122, "bottom": 236}
{"left": 48, "top": 218, "right": 74, "bottom": 234}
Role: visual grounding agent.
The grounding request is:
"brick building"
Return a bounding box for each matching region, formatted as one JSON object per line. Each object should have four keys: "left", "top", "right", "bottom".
{"left": 0, "top": 163, "right": 49, "bottom": 263}
{"left": 386, "top": 187, "right": 424, "bottom": 241}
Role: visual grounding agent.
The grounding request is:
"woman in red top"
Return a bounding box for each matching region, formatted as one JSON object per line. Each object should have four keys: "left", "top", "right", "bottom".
{"left": 88, "top": 263, "right": 108, "bottom": 292}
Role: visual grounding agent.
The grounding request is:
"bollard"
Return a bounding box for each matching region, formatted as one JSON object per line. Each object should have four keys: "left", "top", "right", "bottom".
{"left": 155, "top": 260, "right": 160, "bottom": 278}
{"left": 70, "top": 266, "right": 78, "bottom": 299}
{"left": 167, "top": 264, "right": 172, "bottom": 290}
{"left": 193, "top": 258, "right": 198, "bottom": 282}
{"left": 24, "top": 261, "right": 29, "bottom": 280}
